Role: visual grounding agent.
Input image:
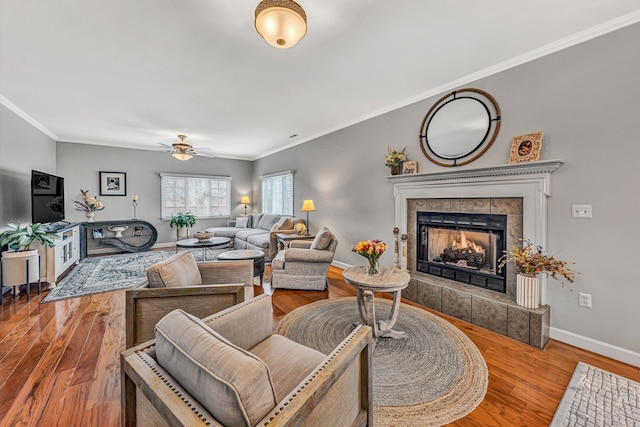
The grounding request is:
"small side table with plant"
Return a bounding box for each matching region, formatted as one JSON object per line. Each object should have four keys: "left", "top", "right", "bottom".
{"left": 499, "top": 239, "right": 577, "bottom": 309}
{"left": 0, "top": 223, "right": 58, "bottom": 301}
{"left": 169, "top": 212, "right": 197, "bottom": 240}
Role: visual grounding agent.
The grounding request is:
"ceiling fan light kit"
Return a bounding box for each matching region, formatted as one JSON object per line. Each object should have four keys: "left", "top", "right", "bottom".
{"left": 161, "top": 134, "right": 212, "bottom": 161}
{"left": 254, "top": 0, "right": 307, "bottom": 49}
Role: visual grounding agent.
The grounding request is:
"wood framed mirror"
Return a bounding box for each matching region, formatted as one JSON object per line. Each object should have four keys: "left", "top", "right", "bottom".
{"left": 419, "top": 88, "right": 501, "bottom": 167}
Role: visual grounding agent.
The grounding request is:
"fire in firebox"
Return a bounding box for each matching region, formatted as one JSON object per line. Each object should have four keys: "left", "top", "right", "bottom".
{"left": 433, "top": 231, "right": 487, "bottom": 269}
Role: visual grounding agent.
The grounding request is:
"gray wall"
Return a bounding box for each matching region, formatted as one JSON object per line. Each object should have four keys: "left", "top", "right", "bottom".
{"left": 56, "top": 142, "right": 253, "bottom": 244}
{"left": 0, "top": 105, "right": 57, "bottom": 231}
{"left": 254, "top": 23, "right": 640, "bottom": 354}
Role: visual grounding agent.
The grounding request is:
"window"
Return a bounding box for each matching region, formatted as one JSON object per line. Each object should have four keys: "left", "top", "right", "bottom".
{"left": 261, "top": 171, "right": 293, "bottom": 215}
{"left": 161, "top": 173, "right": 230, "bottom": 219}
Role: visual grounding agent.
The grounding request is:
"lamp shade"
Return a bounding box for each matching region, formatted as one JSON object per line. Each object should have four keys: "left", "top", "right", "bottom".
{"left": 172, "top": 152, "right": 193, "bottom": 161}
{"left": 241, "top": 196, "right": 251, "bottom": 204}
{"left": 300, "top": 199, "right": 315, "bottom": 212}
{"left": 255, "top": 0, "right": 307, "bottom": 49}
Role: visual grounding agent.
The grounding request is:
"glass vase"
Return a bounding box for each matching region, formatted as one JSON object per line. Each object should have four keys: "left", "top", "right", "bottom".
{"left": 367, "top": 260, "right": 380, "bottom": 276}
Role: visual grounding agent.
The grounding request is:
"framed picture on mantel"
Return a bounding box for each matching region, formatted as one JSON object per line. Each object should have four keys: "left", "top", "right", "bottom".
{"left": 100, "top": 171, "right": 127, "bottom": 196}
{"left": 509, "top": 132, "right": 543, "bottom": 164}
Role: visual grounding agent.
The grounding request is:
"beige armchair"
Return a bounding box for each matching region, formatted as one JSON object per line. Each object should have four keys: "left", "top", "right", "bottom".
{"left": 125, "top": 251, "right": 254, "bottom": 348}
{"left": 271, "top": 226, "right": 338, "bottom": 290}
{"left": 121, "top": 294, "right": 373, "bottom": 426}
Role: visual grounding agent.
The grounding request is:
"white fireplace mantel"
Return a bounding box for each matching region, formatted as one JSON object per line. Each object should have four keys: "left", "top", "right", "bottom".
{"left": 390, "top": 159, "right": 563, "bottom": 304}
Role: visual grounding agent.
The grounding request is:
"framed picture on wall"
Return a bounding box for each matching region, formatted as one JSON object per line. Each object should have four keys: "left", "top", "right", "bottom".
{"left": 99, "top": 171, "right": 127, "bottom": 196}
{"left": 509, "top": 132, "right": 543, "bottom": 164}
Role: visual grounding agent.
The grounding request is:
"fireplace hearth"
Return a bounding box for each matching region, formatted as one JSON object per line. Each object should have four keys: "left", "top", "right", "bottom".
{"left": 418, "top": 212, "right": 507, "bottom": 292}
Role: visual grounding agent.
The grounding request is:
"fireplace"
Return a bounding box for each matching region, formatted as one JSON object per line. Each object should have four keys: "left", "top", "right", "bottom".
{"left": 417, "top": 212, "right": 507, "bottom": 292}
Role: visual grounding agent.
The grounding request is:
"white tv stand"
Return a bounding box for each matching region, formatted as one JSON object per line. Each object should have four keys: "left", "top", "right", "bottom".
{"left": 38, "top": 223, "right": 80, "bottom": 286}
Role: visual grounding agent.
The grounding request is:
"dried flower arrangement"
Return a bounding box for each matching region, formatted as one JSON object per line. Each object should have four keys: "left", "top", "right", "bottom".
{"left": 498, "top": 239, "right": 577, "bottom": 285}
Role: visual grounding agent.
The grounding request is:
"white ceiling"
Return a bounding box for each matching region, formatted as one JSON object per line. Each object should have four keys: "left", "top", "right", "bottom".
{"left": 2, "top": 1, "right": 639, "bottom": 160}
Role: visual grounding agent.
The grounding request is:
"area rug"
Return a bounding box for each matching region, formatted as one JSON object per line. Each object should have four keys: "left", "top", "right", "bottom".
{"left": 42, "top": 248, "right": 224, "bottom": 303}
{"left": 275, "top": 297, "right": 488, "bottom": 426}
{"left": 550, "top": 362, "right": 640, "bottom": 426}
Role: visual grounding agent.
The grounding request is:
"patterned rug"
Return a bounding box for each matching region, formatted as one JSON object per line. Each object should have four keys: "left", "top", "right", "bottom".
{"left": 551, "top": 362, "right": 640, "bottom": 426}
{"left": 275, "top": 297, "right": 488, "bottom": 426}
{"left": 42, "top": 248, "right": 225, "bottom": 303}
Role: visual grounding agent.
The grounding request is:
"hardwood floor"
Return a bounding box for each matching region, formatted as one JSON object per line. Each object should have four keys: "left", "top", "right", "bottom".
{"left": 1, "top": 265, "right": 638, "bottom": 426}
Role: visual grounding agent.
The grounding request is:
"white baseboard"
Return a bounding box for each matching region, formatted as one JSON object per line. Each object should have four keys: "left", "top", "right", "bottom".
{"left": 550, "top": 327, "right": 640, "bottom": 368}
{"left": 331, "top": 260, "right": 352, "bottom": 270}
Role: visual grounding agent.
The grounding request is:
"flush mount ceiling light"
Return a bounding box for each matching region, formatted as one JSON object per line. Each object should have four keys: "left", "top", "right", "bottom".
{"left": 254, "top": 0, "right": 307, "bottom": 49}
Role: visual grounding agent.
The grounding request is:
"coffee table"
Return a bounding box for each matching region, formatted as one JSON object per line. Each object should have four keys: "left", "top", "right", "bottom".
{"left": 175, "top": 237, "right": 231, "bottom": 261}
{"left": 216, "top": 249, "right": 265, "bottom": 286}
{"left": 343, "top": 266, "right": 410, "bottom": 339}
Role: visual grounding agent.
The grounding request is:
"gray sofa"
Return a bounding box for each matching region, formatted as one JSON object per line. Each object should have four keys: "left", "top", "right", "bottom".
{"left": 205, "top": 213, "right": 304, "bottom": 261}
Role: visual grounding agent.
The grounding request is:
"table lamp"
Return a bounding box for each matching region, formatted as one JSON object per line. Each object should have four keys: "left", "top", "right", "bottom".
{"left": 241, "top": 196, "right": 251, "bottom": 216}
{"left": 300, "top": 199, "right": 315, "bottom": 235}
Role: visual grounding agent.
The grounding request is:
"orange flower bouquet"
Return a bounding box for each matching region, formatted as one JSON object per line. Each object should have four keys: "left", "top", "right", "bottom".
{"left": 353, "top": 239, "right": 387, "bottom": 276}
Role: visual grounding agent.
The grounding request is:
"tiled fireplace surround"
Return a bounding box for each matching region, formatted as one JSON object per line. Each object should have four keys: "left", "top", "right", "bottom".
{"left": 389, "top": 160, "right": 563, "bottom": 349}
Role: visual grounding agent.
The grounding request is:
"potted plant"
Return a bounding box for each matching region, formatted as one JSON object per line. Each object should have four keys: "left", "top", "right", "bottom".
{"left": 385, "top": 146, "right": 407, "bottom": 175}
{"left": 169, "top": 212, "right": 197, "bottom": 239}
{"left": 0, "top": 223, "right": 59, "bottom": 288}
{"left": 498, "top": 239, "right": 577, "bottom": 309}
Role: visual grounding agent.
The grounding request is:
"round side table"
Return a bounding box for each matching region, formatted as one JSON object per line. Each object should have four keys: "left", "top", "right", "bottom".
{"left": 343, "top": 266, "right": 410, "bottom": 339}
{"left": 216, "top": 249, "right": 265, "bottom": 286}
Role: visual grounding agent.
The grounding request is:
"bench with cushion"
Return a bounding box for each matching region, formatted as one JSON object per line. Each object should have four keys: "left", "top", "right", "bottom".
{"left": 121, "top": 294, "right": 373, "bottom": 426}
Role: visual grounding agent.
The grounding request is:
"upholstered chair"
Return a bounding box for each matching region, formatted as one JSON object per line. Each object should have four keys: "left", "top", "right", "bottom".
{"left": 121, "top": 294, "right": 373, "bottom": 426}
{"left": 270, "top": 226, "right": 338, "bottom": 290}
{"left": 124, "top": 251, "right": 254, "bottom": 348}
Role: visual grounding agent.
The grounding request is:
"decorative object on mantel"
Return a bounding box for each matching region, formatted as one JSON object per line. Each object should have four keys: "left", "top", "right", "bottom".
{"left": 385, "top": 146, "right": 407, "bottom": 175}
{"left": 419, "top": 88, "right": 501, "bottom": 167}
{"left": 499, "top": 239, "right": 577, "bottom": 309}
{"left": 402, "top": 160, "right": 418, "bottom": 174}
{"left": 74, "top": 190, "right": 104, "bottom": 222}
{"left": 509, "top": 131, "right": 543, "bottom": 164}
{"left": 99, "top": 171, "right": 127, "bottom": 196}
{"left": 353, "top": 239, "right": 387, "bottom": 276}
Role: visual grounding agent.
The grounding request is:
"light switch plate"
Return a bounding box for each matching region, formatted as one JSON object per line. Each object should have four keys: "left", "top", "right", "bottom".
{"left": 572, "top": 204, "right": 592, "bottom": 219}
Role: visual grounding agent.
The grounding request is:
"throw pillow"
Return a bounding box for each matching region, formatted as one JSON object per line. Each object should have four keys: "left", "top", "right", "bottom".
{"left": 310, "top": 227, "right": 333, "bottom": 250}
{"left": 146, "top": 252, "right": 202, "bottom": 288}
{"left": 236, "top": 216, "right": 249, "bottom": 228}
{"left": 276, "top": 216, "right": 294, "bottom": 230}
{"left": 155, "top": 309, "right": 277, "bottom": 426}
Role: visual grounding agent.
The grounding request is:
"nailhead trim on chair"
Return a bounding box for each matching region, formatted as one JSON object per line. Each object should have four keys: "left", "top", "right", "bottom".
{"left": 260, "top": 326, "right": 363, "bottom": 426}
{"left": 134, "top": 346, "right": 216, "bottom": 425}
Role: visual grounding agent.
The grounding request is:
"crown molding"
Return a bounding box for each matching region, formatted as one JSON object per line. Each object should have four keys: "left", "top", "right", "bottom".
{"left": 256, "top": 9, "right": 640, "bottom": 160}
{"left": 0, "top": 95, "right": 58, "bottom": 141}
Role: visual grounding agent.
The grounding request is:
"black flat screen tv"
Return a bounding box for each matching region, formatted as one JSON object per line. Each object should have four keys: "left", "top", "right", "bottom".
{"left": 31, "top": 170, "right": 65, "bottom": 224}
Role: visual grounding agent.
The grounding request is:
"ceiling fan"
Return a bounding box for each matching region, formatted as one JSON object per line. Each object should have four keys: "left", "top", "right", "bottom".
{"left": 159, "top": 135, "right": 214, "bottom": 161}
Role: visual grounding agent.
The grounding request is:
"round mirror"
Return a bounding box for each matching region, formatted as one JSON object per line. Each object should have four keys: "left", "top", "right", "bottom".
{"left": 419, "top": 88, "right": 501, "bottom": 167}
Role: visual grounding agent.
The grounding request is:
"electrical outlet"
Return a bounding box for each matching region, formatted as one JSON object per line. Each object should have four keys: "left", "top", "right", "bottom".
{"left": 579, "top": 292, "right": 592, "bottom": 308}
{"left": 572, "top": 204, "right": 592, "bottom": 219}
